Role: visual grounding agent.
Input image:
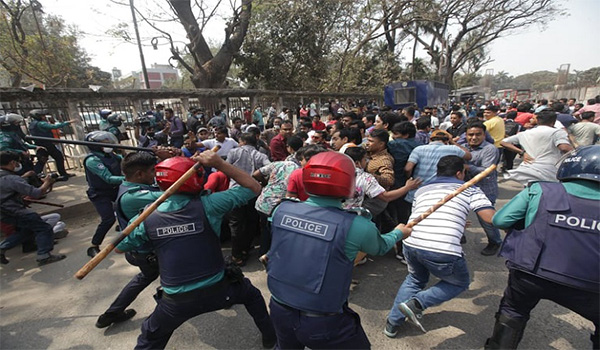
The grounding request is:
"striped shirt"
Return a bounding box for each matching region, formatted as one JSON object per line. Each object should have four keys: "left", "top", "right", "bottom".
{"left": 404, "top": 177, "right": 493, "bottom": 257}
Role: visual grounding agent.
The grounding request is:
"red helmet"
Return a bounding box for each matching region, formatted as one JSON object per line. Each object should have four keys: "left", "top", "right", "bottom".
{"left": 155, "top": 157, "right": 204, "bottom": 193}
{"left": 302, "top": 152, "right": 355, "bottom": 199}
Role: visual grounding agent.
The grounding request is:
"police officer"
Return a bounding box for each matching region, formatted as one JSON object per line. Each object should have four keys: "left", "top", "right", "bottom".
{"left": 28, "top": 109, "right": 75, "bottom": 181}
{"left": 98, "top": 109, "right": 112, "bottom": 131}
{"left": 485, "top": 145, "right": 600, "bottom": 349}
{"left": 115, "top": 152, "right": 276, "bottom": 350}
{"left": 0, "top": 113, "right": 38, "bottom": 175}
{"left": 266, "top": 151, "right": 412, "bottom": 349}
{"left": 96, "top": 152, "right": 161, "bottom": 328}
{"left": 84, "top": 131, "right": 125, "bottom": 258}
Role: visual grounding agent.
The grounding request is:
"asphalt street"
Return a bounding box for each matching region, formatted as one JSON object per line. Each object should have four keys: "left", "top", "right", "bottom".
{"left": 0, "top": 178, "right": 595, "bottom": 350}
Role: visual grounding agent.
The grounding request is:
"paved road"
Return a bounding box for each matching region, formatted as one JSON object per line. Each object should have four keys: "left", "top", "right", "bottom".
{"left": 0, "top": 180, "right": 594, "bottom": 349}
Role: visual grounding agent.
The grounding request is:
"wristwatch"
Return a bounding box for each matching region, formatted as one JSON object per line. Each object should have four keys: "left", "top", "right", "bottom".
{"left": 519, "top": 150, "right": 525, "bottom": 156}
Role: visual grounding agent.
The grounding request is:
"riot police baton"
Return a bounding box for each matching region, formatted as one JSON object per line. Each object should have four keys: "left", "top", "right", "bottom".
{"left": 74, "top": 145, "right": 221, "bottom": 280}
{"left": 25, "top": 136, "right": 154, "bottom": 153}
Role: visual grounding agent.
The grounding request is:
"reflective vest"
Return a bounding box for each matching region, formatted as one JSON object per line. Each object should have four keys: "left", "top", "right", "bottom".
{"left": 268, "top": 200, "right": 356, "bottom": 313}
{"left": 144, "top": 198, "right": 224, "bottom": 287}
{"left": 500, "top": 182, "right": 600, "bottom": 293}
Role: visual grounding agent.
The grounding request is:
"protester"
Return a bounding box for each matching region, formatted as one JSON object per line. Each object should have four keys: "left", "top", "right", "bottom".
{"left": 385, "top": 155, "right": 495, "bottom": 337}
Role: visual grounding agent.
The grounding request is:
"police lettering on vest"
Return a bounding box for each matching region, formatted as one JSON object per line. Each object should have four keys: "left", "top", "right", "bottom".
{"left": 552, "top": 214, "right": 600, "bottom": 232}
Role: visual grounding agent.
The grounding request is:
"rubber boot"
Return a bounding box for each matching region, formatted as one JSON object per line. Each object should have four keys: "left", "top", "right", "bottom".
{"left": 484, "top": 312, "right": 526, "bottom": 349}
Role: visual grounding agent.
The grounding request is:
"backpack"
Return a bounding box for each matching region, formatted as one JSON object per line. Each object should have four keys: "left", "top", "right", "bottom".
{"left": 505, "top": 120, "right": 521, "bottom": 136}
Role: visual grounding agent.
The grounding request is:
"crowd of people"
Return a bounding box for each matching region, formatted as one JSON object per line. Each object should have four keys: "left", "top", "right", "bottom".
{"left": 0, "top": 94, "right": 598, "bottom": 349}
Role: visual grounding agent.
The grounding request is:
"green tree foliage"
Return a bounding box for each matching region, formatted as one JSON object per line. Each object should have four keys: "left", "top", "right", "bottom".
{"left": 0, "top": 0, "right": 111, "bottom": 87}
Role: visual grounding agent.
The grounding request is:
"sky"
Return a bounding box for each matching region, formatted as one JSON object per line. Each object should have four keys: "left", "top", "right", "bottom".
{"left": 40, "top": 0, "right": 600, "bottom": 79}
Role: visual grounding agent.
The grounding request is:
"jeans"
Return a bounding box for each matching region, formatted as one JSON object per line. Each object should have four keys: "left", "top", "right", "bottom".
{"left": 388, "top": 245, "right": 471, "bottom": 326}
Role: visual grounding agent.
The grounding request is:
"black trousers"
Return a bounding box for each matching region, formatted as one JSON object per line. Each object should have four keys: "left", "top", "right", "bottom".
{"left": 34, "top": 143, "right": 68, "bottom": 176}
{"left": 498, "top": 269, "right": 599, "bottom": 349}
{"left": 135, "top": 278, "right": 275, "bottom": 350}
{"left": 228, "top": 199, "right": 259, "bottom": 260}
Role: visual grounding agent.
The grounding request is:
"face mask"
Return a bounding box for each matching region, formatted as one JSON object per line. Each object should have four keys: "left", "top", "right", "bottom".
{"left": 102, "top": 147, "right": 113, "bottom": 153}
{"left": 13, "top": 162, "right": 22, "bottom": 172}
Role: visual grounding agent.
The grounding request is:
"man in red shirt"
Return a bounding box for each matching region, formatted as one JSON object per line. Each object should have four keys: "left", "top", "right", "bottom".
{"left": 312, "top": 115, "right": 326, "bottom": 131}
{"left": 269, "top": 120, "right": 294, "bottom": 161}
{"left": 514, "top": 103, "right": 535, "bottom": 128}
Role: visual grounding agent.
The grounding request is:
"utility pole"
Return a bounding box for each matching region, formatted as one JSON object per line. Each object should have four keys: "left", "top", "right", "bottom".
{"left": 130, "top": 0, "right": 150, "bottom": 89}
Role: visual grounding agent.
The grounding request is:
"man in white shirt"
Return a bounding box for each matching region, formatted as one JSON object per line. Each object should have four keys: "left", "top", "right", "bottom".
{"left": 196, "top": 126, "right": 239, "bottom": 159}
{"left": 500, "top": 110, "right": 573, "bottom": 185}
{"left": 384, "top": 155, "right": 495, "bottom": 337}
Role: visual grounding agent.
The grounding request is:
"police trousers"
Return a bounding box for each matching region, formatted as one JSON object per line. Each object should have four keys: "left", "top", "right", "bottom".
{"left": 498, "top": 269, "right": 599, "bottom": 349}
{"left": 135, "top": 277, "right": 275, "bottom": 350}
{"left": 104, "top": 252, "right": 159, "bottom": 315}
{"left": 269, "top": 299, "right": 370, "bottom": 349}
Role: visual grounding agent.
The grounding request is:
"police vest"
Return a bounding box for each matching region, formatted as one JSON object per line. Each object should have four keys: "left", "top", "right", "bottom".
{"left": 115, "top": 183, "right": 160, "bottom": 229}
{"left": 28, "top": 119, "right": 54, "bottom": 139}
{"left": 267, "top": 201, "right": 356, "bottom": 313}
{"left": 84, "top": 153, "right": 122, "bottom": 196}
{"left": 144, "top": 197, "right": 224, "bottom": 288}
{"left": 500, "top": 182, "right": 600, "bottom": 293}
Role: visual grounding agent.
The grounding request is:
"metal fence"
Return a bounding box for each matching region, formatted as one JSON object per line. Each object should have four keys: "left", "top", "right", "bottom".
{"left": 0, "top": 88, "right": 381, "bottom": 171}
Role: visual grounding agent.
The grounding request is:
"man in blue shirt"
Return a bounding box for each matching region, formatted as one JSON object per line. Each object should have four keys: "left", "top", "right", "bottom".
{"left": 116, "top": 152, "right": 275, "bottom": 350}
{"left": 461, "top": 121, "right": 502, "bottom": 256}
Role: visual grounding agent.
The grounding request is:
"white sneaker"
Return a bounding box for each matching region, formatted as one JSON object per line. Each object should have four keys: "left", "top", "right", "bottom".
{"left": 395, "top": 254, "right": 407, "bottom": 265}
{"left": 356, "top": 257, "right": 368, "bottom": 265}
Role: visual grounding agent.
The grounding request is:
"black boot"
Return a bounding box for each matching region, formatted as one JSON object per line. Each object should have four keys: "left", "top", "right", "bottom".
{"left": 485, "top": 312, "right": 526, "bottom": 349}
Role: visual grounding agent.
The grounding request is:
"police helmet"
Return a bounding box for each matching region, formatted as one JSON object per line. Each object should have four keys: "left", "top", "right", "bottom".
{"left": 29, "top": 109, "right": 49, "bottom": 120}
{"left": 107, "top": 114, "right": 122, "bottom": 126}
{"left": 136, "top": 116, "right": 151, "bottom": 126}
{"left": 155, "top": 157, "right": 204, "bottom": 193}
{"left": 99, "top": 109, "right": 112, "bottom": 119}
{"left": 302, "top": 151, "right": 356, "bottom": 199}
{"left": 85, "top": 131, "right": 119, "bottom": 152}
{"left": 0, "top": 113, "right": 24, "bottom": 127}
{"left": 556, "top": 145, "right": 600, "bottom": 183}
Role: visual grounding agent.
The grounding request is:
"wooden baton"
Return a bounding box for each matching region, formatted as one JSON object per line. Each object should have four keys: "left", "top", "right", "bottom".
{"left": 74, "top": 146, "right": 220, "bottom": 280}
{"left": 353, "top": 164, "right": 497, "bottom": 265}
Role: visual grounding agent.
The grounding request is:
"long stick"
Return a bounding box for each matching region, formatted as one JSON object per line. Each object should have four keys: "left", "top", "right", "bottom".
{"left": 24, "top": 198, "right": 64, "bottom": 208}
{"left": 74, "top": 146, "right": 220, "bottom": 280}
{"left": 353, "top": 164, "right": 497, "bottom": 265}
{"left": 25, "top": 136, "right": 154, "bottom": 152}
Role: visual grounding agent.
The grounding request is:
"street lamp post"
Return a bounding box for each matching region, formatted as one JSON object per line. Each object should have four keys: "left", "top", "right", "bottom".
{"left": 129, "top": 0, "right": 150, "bottom": 89}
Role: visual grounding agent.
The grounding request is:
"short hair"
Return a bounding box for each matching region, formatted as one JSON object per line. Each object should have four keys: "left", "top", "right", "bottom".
{"left": 343, "top": 111, "right": 358, "bottom": 121}
{"left": 281, "top": 120, "right": 293, "bottom": 127}
{"left": 232, "top": 117, "right": 242, "bottom": 123}
{"left": 300, "top": 145, "right": 328, "bottom": 162}
{"left": 404, "top": 106, "right": 415, "bottom": 117}
{"left": 392, "top": 121, "right": 416, "bottom": 138}
{"left": 581, "top": 111, "right": 595, "bottom": 120}
{"left": 506, "top": 111, "right": 518, "bottom": 120}
{"left": 553, "top": 102, "right": 565, "bottom": 112}
{"left": 0, "top": 151, "right": 21, "bottom": 166}
{"left": 450, "top": 111, "right": 464, "bottom": 119}
{"left": 344, "top": 146, "right": 366, "bottom": 162}
{"left": 300, "top": 121, "right": 312, "bottom": 129}
{"left": 338, "top": 128, "right": 362, "bottom": 145}
{"left": 164, "top": 107, "right": 174, "bottom": 113}
{"left": 540, "top": 99, "right": 548, "bottom": 105}
{"left": 349, "top": 120, "right": 365, "bottom": 131}
{"left": 535, "top": 109, "right": 557, "bottom": 125}
{"left": 295, "top": 131, "right": 308, "bottom": 141}
{"left": 121, "top": 152, "right": 157, "bottom": 178}
{"left": 485, "top": 105, "right": 499, "bottom": 112}
{"left": 588, "top": 98, "right": 596, "bottom": 105}
{"left": 380, "top": 111, "right": 403, "bottom": 129}
{"left": 451, "top": 104, "right": 461, "bottom": 112}
{"left": 466, "top": 120, "right": 486, "bottom": 132}
{"left": 369, "top": 128, "right": 389, "bottom": 144}
{"left": 364, "top": 114, "right": 376, "bottom": 124}
{"left": 240, "top": 132, "right": 257, "bottom": 146}
{"left": 437, "top": 155, "right": 465, "bottom": 177}
{"left": 214, "top": 126, "right": 228, "bottom": 135}
{"left": 287, "top": 136, "right": 304, "bottom": 151}
{"left": 416, "top": 117, "right": 431, "bottom": 130}
{"left": 517, "top": 103, "right": 531, "bottom": 113}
